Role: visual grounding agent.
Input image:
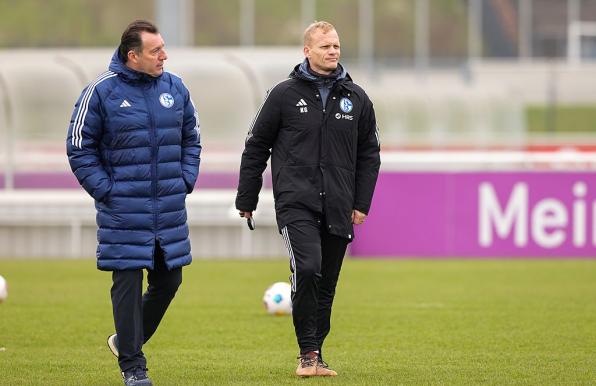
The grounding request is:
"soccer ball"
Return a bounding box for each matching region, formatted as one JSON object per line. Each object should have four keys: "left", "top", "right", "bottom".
{"left": 263, "top": 282, "right": 292, "bottom": 315}
{"left": 0, "top": 275, "right": 7, "bottom": 303}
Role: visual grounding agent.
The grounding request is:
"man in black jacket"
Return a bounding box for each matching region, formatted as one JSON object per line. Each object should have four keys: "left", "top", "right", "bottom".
{"left": 236, "top": 21, "right": 380, "bottom": 377}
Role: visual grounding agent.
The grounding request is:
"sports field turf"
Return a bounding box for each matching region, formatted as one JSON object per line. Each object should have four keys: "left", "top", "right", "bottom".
{"left": 0, "top": 258, "right": 595, "bottom": 385}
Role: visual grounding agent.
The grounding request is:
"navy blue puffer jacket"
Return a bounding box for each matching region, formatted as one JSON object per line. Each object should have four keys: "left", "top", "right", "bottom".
{"left": 66, "top": 51, "right": 201, "bottom": 271}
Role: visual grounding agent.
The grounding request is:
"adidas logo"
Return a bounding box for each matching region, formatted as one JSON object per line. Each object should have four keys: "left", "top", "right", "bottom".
{"left": 296, "top": 99, "right": 308, "bottom": 113}
{"left": 119, "top": 100, "right": 131, "bottom": 108}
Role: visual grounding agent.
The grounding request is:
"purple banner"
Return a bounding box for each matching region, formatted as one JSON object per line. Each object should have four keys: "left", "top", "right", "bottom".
{"left": 352, "top": 172, "right": 596, "bottom": 258}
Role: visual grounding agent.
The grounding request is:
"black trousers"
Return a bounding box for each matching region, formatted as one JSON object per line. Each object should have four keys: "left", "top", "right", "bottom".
{"left": 110, "top": 243, "right": 182, "bottom": 372}
{"left": 281, "top": 217, "right": 349, "bottom": 355}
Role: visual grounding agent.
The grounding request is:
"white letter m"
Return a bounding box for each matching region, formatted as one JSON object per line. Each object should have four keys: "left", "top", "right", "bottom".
{"left": 479, "top": 182, "right": 528, "bottom": 247}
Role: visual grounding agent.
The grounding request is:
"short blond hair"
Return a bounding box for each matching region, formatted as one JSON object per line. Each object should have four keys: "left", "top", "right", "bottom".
{"left": 303, "top": 21, "right": 336, "bottom": 46}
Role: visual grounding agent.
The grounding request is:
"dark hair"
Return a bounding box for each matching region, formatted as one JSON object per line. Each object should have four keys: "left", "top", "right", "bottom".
{"left": 118, "top": 20, "right": 159, "bottom": 62}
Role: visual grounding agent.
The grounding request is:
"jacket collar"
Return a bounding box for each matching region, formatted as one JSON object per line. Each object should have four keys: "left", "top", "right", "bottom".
{"left": 291, "top": 59, "right": 350, "bottom": 83}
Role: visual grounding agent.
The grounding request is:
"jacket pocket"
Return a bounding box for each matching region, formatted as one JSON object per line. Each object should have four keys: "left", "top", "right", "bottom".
{"left": 101, "top": 179, "right": 116, "bottom": 205}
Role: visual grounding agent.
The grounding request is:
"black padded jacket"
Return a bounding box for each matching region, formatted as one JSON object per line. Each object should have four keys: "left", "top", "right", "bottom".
{"left": 236, "top": 63, "right": 381, "bottom": 240}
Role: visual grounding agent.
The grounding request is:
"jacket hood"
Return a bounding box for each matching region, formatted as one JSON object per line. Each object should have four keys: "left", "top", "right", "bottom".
{"left": 108, "top": 48, "right": 161, "bottom": 83}
{"left": 290, "top": 59, "right": 350, "bottom": 84}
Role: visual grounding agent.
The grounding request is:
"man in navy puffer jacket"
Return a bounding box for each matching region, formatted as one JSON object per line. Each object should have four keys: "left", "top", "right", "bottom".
{"left": 66, "top": 20, "right": 201, "bottom": 386}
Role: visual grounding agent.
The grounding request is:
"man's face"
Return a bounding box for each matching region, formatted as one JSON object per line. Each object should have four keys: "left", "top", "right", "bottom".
{"left": 127, "top": 32, "right": 168, "bottom": 77}
{"left": 303, "top": 28, "right": 340, "bottom": 75}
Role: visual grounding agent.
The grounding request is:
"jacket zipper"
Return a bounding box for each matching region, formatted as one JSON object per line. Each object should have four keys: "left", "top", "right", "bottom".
{"left": 317, "top": 86, "right": 331, "bottom": 225}
{"left": 319, "top": 83, "right": 345, "bottom": 233}
{"left": 143, "top": 87, "right": 158, "bottom": 233}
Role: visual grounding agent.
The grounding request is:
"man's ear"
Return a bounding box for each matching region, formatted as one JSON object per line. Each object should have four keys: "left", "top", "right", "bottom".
{"left": 303, "top": 46, "right": 310, "bottom": 59}
{"left": 127, "top": 50, "right": 138, "bottom": 64}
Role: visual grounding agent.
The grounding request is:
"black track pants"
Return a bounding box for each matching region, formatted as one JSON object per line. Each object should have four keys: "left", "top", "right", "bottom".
{"left": 281, "top": 218, "right": 349, "bottom": 354}
{"left": 110, "top": 244, "right": 182, "bottom": 372}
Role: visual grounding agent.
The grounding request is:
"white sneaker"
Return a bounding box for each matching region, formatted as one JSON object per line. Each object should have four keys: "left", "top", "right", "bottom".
{"left": 107, "top": 333, "right": 119, "bottom": 358}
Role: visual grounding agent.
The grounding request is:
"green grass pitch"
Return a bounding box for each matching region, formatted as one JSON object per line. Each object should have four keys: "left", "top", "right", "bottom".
{"left": 0, "top": 258, "right": 595, "bottom": 385}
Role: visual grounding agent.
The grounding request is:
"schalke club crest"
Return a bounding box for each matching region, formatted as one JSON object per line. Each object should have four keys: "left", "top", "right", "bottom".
{"left": 339, "top": 97, "right": 353, "bottom": 113}
{"left": 159, "top": 93, "right": 174, "bottom": 108}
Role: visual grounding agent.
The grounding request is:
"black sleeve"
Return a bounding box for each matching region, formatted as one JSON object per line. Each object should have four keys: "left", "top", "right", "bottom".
{"left": 353, "top": 92, "right": 381, "bottom": 214}
{"left": 235, "top": 85, "right": 284, "bottom": 211}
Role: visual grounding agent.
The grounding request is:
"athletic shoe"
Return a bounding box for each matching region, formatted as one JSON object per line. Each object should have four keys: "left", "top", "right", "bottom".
{"left": 296, "top": 351, "right": 318, "bottom": 377}
{"left": 122, "top": 367, "right": 152, "bottom": 386}
{"left": 316, "top": 356, "right": 338, "bottom": 376}
{"left": 107, "top": 334, "right": 119, "bottom": 358}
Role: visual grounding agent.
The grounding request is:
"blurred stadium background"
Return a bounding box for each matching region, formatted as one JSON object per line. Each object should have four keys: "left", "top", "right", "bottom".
{"left": 0, "top": 0, "right": 595, "bottom": 259}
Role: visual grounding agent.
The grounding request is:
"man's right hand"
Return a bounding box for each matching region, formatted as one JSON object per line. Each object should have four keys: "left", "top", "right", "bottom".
{"left": 240, "top": 211, "right": 255, "bottom": 230}
{"left": 239, "top": 211, "right": 253, "bottom": 219}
